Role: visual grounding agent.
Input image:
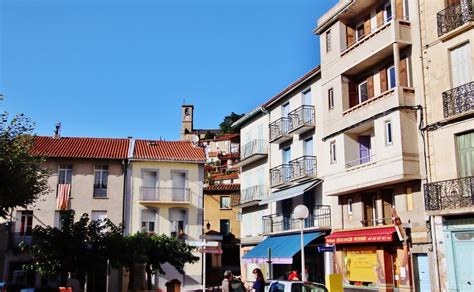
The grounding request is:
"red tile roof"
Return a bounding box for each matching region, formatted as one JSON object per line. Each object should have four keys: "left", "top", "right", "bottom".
{"left": 31, "top": 136, "right": 130, "bottom": 159}
{"left": 133, "top": 140, "right": 206, "bottom": 162}
{"left": 204, "top": 183, "right": 240, "bottom": 192}
{"left": 211, "top": 133, "right": 240, "bottom": 142}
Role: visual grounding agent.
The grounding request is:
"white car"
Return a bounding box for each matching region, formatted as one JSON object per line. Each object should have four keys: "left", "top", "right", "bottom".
{"left": 267, "top": 280, "right": 328, "bottom": 292}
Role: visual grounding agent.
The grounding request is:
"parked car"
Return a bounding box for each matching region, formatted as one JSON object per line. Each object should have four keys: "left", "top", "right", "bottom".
{"left": 267, "top": 280, "right": 328, "bottom": 292}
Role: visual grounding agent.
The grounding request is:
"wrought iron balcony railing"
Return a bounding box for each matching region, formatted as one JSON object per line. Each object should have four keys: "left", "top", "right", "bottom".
{"left": 139, "top": 187, "right": 191, "bottom": 203}
{"left": 437, "top": 0, "right": 474, "bottom": 36}
{"left": 241, "top": 139, "right": 267, "bottom": 161}
{"left": 291, "top": 156, "right": 317, "bottom": 179}
{"left": 424, "top": 176, "right": 474, "bottom": 211}
{"left": 237, "top": 185, "right": 268, "bottom": 206}
{"left": 262, "top": 205, "right": 331, "bottom": 235}
{"left": 288, "top": 105, "right": 315, "bottom": 131}
{"left": 443, "top": 81, "right": 474, "bottom": 118}
{"left": 270, "top": 164, "right": 293, "bottom": 187}
{"left": 269, "top": 117, "right": 292, "bottom": 142}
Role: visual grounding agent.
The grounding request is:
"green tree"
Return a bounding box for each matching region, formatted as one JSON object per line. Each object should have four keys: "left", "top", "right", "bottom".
{"left": 219, "top": 112, "right": 244, "bottom": 134}
{"left": 0, "top": 111, "right": 50, "bottom": 218}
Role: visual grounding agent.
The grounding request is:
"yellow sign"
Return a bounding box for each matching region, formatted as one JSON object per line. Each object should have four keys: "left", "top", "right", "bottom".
{"left": 345, "top": 250, "right": 377, "bottom": 283}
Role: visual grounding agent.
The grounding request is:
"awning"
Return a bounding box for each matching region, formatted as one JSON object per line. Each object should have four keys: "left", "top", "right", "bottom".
{"left": 325, "top": 226, "right": 397, "bottom": 244}
{"left": 259, "top": 180, "right": 321, "bottom": 205}
{"left": 242, "top": 232, "right": 322, "bottom": 264}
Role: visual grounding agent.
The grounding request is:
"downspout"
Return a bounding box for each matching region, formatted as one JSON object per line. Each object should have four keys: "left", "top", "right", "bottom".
{"left": 121, "top": 158, "right": 129, "bottom": 235}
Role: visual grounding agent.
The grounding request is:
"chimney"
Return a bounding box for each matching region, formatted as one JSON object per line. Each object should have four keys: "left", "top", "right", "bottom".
{"left": 53, "top": 123, "right": 61, "bottom": 139}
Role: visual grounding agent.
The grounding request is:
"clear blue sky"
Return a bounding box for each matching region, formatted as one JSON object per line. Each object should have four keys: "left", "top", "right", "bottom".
{"left": 1, "top": 0, "right": 337, "bottom": 140}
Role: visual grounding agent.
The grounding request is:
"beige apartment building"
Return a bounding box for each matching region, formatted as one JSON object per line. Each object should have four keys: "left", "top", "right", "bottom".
{"left": 419, "top": 0, "right": 474, "bottom": 291}
{"left": 1, "top": 135, "right": 130, "bottom": 291}
{"left": 315, "top": 0, "right": 431, "bottom": 291}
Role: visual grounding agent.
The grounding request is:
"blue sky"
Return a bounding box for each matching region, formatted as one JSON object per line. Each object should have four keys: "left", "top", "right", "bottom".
{"left": 1, "top": 0, "right": 337, "bottom": 140}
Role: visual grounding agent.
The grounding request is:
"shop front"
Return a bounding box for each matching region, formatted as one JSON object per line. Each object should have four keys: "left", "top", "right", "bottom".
{"left": 326, "top": 226, "right": 412, "bottom": 292}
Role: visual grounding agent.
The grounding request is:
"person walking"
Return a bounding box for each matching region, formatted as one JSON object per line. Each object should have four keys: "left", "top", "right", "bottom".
{"left": 251, "top": 268, "right": 265, "bottom": 292}
{"left": 222, "top": 270, "right": 233, "bottom": 292}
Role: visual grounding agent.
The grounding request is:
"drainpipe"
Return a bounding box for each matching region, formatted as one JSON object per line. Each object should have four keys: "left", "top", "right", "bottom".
{"left": 121, "top": 159, "right": 129, "bottom": 235}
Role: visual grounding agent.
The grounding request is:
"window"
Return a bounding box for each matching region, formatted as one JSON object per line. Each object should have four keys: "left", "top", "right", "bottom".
{"left": 384, "top": 2, "right": 392, "bottom": 22}
{"left": 91, "top": 210, "right": 107, "bottom": 228}
{"left": 358, "top": 81, "right": 368, "bottom": 103}
{"left": 385, "top": 121, "right": 393, "bottom": 145}
{"left": 220, "top": 196, "right": 231, "bottom": 209}
{"left": 58, "top": 165, "right": 72, "bottom": 184}
{"left": 303, "top": 89, "right": 312, "bottom": 105}
{"left": 456, "top": 131, "right": 474, "bottom": 177}
{"left": 358, "top": 136, "right": 372, "bottom": 164}
{"left": 93, "top": 165, "right": 108, "bottom": 197}
{"left": 172, "top": 171, "right": 187, "bottom": 201}
{"left": 388, "top": 65, "right": 396, "bottom": 89}
{"left": 450, "top": 42, "right": 472, "bottom": 88}
{"left": 304, "top": 138, "right": 313, "bottom": 156}
{"left": 18, "top": 210, "right": 33, "bottom": 235}
{"left": 330, "top": 141, "right": 337, "bottom": 164}
{"left": 326, "top": 30, "right": 332, "bottom": 52}
{"left": 220, "top": 219, "right": 230, "bottom": 235}
{"left": 347, "top": 198, "right": 353, "bottom": 215}
{"left": 356, "top": 23, "right": 365, "bottom": 41}
{"left": 141, "top": 209, "right": 156, "bottom": 233}
{"left": 328, "top": 88, "right": 334, "bottom": 109}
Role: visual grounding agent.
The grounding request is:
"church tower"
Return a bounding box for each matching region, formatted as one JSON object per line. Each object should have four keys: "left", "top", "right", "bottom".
{"left": 181, "top": 105, "right": 194, "bottom": 140}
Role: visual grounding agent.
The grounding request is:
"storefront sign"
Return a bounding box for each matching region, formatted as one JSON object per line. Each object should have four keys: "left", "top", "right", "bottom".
{"left": 326, "top": 233, "right": 392, "bottom": 244}
{"left": 345, "top": 250, "right": 377, "bottom": 283}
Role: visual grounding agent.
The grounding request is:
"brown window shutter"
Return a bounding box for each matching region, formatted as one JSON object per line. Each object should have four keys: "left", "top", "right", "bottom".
{"left": 396, "top": 0, "right": 404, "bottom": 20}
{"left": 399, "top": 58, "right": 408, "bottom": 87}
{"left": 380, "top": 68, "right": 388, "bottom": 92}
{"left": 367, "top": 75, "right": 374, "bottom": 99}
{"left": 349, "top": 81, "right": 358, "bottom": 108}
{"left": 364, "top": 16, "right": 371, "bottom": 36}
{"left": 376, "top": 6, "right": 384, "bottom": 27}
{"left": 346, "top": 26, "right": 355, "bottom": 47}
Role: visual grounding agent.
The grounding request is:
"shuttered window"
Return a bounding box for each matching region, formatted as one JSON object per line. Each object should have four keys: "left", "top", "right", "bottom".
{"left": 456, "top": 131, "right": 474, "bottom": 177}
{"left": 450, "top": 42, "right": 473, "bottom": 88}
{"left": 346, "top": 26, "right": 355, "bottom": 47}
{"left": 399, "top": 57, "right": 409, "bottom": 87}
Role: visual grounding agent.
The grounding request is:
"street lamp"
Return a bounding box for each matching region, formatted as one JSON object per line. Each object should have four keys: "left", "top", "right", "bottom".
{"left": 294, "top": 205, "right": 309, "bottom": 282}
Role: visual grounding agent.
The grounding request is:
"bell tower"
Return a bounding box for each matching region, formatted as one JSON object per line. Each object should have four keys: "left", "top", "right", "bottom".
{"left": 181, "top": 105, "right": 194, "bottom": 140}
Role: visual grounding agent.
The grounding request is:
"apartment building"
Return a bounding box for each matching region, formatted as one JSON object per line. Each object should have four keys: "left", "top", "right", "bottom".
{"left": 315, "top": 0, "right": 429, "bottom": 291}
{"left": 237, "top": 67, "right": 331, "bottom": 283}
{"left": 126, "top": 139, "right": 206, "bottom": 291}
{"left": 420, "top": 0, "right": 474, "bottom": 291}
{"left": 1, "top": 136, "right": 130, "bottom": 290}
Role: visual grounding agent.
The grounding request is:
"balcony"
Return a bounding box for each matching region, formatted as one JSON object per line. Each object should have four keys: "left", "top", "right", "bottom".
{"left": 345, "top": 154, "right": 376, "bottom": 169}
{"left": 233, "top": 185, "right": 268, "bottom": 207}
{"left": 269, "top": 117, "right": 292, "bottom": 144}
{"left": 270, "top": 164, "right": 293, "bottom": 188}
{"left": 443, "top": 81, "right": 474, "bottom": 118}
{"left": 10, "top": 233, "right": 32, "bottom": 246}
{"left": 437, "top": 0, "right": 474, "bottom": 37}
{"left": 139, "top": 187, "right": 191, "bottom": 204}
{"left": 424, "top": 176, "right": 474, "bottom": 212}
{"left": 262, "top": 205, "right": 331, "bottom": 235}
{"left": 290, "top": 156, "right": 317, "bottom": 181}
{"left": 288, "top": 105, "right": 316, "bottom": 135}
{"left": 238, "top": 139, "right": 268, "bottom": 167}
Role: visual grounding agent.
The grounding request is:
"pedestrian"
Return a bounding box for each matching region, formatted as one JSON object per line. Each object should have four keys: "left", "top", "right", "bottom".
{"left": 288, "top": 269, "right": 299, "bottom": 281}
{"left": 251, "top": 268, "right": 265, "bottom": 292}
{"left": 222, "top": 270, "right": 233, "bottom": 292}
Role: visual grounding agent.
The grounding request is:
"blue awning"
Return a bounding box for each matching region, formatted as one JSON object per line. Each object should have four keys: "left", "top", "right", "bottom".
{"left": 259, "top": 180, "right": 322, "bottom": 205}
{"left": 242, "top": 232, "right": 322, "bottom": 264}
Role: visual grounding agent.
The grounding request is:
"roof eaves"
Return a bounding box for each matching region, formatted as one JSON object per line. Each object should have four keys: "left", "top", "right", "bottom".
{"left": 314, "top": 0, "right": 355, "bottom": 35}
{"left": 231, "top": 105, "right": 266, "bottom": 128}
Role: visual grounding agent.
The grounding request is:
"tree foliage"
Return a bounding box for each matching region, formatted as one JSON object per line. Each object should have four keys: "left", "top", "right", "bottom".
{"left": 219, "top": 112, "right": 244, "bottom": 134}
{"left": 0, "top": 111, "right": 50, "bottom": 218}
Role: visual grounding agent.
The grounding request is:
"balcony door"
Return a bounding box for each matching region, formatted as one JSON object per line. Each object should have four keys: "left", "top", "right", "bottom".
{"left": 358, "top": 136, "right": 372, "bottom": 164}
{"left": 142, "top": 170, "right": 158, "bottom": 200}
{"left": 451, "top": 43, "right": 473, "bottom": 88}
{"left": 363, "top": 195, "right": 376, "bottom": 226}
{"left": 172, "top": 172, "right": 186, "bottom": 201}
{"left": 456, "top": 131, "right": 474, "bottom": 177}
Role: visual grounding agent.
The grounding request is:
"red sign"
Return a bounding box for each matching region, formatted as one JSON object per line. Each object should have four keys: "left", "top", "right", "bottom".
{"left": 326, "top": 234, "right": 393, "bottom": 244}
{"left": 199, "top": 248, "right": 223, "bottom": 254}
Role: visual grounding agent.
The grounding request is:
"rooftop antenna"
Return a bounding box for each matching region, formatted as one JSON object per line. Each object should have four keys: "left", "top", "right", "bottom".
{"left": 54, "top": 122, "right": 61, "bottom": 139}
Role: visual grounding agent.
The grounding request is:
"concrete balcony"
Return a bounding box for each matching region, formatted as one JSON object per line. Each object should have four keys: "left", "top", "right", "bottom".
{"left": 424, "top": 176, "right": 474, "bottom": 215}
{"left": 270, "top": 164, "right": 293, "bottom": 188}
{"left": 138, "top": 187, "right": 191, "bottom": 205}
{"left": 237, "top": 139, "right": 268, "bottom": 167}
{"left": 443, "top": 81, "right": 474, "bottom": 118}
{"left": 269, "top": 117, "right": 292, "bottom": 144}
{"left": 233, "top": 185, "right": 269, "bottom": 207}
{"left": 290, "top": 156, "right": 318, "bottom": 182}
{"left": 262, "top": 205, "right": 331, "bottom": 235}
{"left": 288, "top": 105, "right": 316, "bottom": 135}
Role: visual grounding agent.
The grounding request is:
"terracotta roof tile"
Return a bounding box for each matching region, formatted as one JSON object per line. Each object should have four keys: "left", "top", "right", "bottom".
{"left": 31, "top": 136, "right": 130, "bottom": 159}
{"left": 133, "top": 140, "right": 206, "bottom": 162}
{"left": 204, "top": 183, "right": 240, "bottom": 192}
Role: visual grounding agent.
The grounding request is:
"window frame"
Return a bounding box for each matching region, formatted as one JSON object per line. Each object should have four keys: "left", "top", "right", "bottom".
{"left": 388, "top": 65, "right": 396, "bottom": 89}
{"left": 220, "top": 196, "right": 231, "bottom": 209}
{"left": 326, "top": 29, "right": 332, "bottom": 52}
{"left": 58, "top": 164, "right": 73, "bottom": 185}
{"left": 384, "top": 2, "right": 392, "bottom": 22}
{"left": 330, "top": 141, "right": 337, "bottom": 164}
{"left": 141, "top": 209, "right": 157, "bottom": 233}
{"left": 93, "top": 165, "right": 109, "bottom": 198}
{"left": 385, "top": 120, "right": 393, "bottom": 145}
{"left": 347, "top": 198, "right": 353, "bottom": 215}
{"left": 328, "top": 88, "right": 334, "bottom": 109}
{"left": 358, "top": 80, "right": 369, "bottom": 103}
{"left": 356, "top": 23, "right": 365, "bottom": 41}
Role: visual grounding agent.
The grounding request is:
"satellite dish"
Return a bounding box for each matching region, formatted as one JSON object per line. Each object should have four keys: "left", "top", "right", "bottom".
{"left": 191, "top": 135, "right": 199, "bottom": 143}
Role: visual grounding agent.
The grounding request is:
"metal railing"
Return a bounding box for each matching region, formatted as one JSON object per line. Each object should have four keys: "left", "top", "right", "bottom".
{"left": 270, "top": 164, "right": 293, "bottom": 187}
{"left": 269, "top": 117, "right": 292, "bottom": 142}
{"left": 262, "top": 205, "right": 331, "bottom": 235}
{"left": 345, "top": 154, "right": 376, "bottom": 168}
{"left": 291, "top": 156, "right": 317, "bottom": 179}
{"left": 139, "top": 187, "right": 191, "bottom": 202}
{"left": 443, "top": 81, "right": 474, "bottom": 118}
{"left": 424, "top": 176, "right": 474, "bottom": 211}
{"left": 289, "top": 105, "right": 315, "bottom": 130}
{"left": 240, "top": 139, "right": 267, "bottom": 160}
{"left": 238, "top": 185, "right": 268, "bottom": 205}
{"left": 437, "top": 0, "right": 474, "bottom": 36}
{"left": 361, "top": 217, "right": 393, "bottom": 227}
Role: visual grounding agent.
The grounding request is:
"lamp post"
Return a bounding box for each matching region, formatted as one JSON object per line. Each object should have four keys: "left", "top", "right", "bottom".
{"left": 294, "top": 205, "right": 309, "bottom": 282}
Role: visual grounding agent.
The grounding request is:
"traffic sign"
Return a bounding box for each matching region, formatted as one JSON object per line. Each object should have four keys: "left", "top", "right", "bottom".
{"left": 201, "top": 234, "right": 223, "bottom": 241}
{"left": 317, "top": 245, "right": 335, "bottom": 253}
{"left": 199, "top": 247, "right": 223, "bottom": 254}
{"left": 188, "top": 240, "right": 219, "bottom": 247}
